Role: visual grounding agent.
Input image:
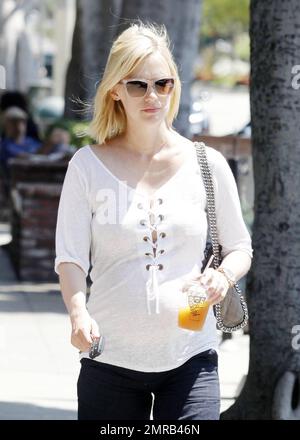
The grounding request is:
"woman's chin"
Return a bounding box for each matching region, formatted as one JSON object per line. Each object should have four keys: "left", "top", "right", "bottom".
{"left": 139, "top": 112, "right": 166, "bottom": 123}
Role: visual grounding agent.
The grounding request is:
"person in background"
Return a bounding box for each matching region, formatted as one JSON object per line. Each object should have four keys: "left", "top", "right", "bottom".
{"left": 36, "top": 123, "right": 76, "bottom": 159}
{"left": 0, "top": 106, "right": 41, "bottom": 195}
{"left": 0, "top": 91, "right": 40, "bottom": 142}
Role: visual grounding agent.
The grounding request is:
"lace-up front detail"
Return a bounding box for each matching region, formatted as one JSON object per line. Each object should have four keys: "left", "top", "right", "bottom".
{"left": 137, "top": 197, "right": 166, "bottom": 314}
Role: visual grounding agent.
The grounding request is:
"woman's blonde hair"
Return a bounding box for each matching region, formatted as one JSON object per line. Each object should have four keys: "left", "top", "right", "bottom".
{"left": 87, "top": 20, "right": 181, "bottom": 145}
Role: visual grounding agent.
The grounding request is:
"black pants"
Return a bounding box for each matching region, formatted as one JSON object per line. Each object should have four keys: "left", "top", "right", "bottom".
{"left": 77, "top": 349, "right": 220, "bottom": 420}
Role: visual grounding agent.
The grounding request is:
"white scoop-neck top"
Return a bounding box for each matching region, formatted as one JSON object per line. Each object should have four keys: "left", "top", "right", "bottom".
{"left": 86, "top": 144, "right": 194, "bottom": 197}
{"left": 54, "top": 143, "right": 253, "bottom": 372}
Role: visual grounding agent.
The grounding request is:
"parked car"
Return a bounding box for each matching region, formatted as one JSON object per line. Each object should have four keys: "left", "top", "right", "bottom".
{"left": 236, "top": 121, "right": 251, "bottom": 138}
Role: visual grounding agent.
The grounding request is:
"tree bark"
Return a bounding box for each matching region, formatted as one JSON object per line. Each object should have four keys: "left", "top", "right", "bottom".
{"left": 64, "top": 0, "right": 84, "bottom": 119}
{"left": 221, "top": 0, "right": 300, "bottom": 419}
{"left": 118, "top": 0, "right": 202, "bottom": 137}
{"left": 64, "top": 0, "right": 122, "bottom": 119}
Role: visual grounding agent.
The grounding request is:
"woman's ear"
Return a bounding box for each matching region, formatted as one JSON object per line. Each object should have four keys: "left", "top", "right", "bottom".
{"left": 110, "top": 88, "right": 120, "bottom": 101}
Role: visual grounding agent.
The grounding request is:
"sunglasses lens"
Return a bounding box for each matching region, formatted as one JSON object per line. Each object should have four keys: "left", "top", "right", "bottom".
{"left": 126, "top": 81, "right": 148, "bottom": 97}
{"left": 124, "top": 78, "right": 175, "bottom": 97}
{"left": 155, "top": 78, "right": 175, "bottom": 95}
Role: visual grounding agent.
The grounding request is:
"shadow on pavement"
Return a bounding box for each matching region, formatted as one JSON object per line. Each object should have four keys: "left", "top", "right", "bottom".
{"left": 0, "top": 401, "right": 76, "bottom": 420}
{"left": 0, "top": 288, "right": 67, "bottom": 314}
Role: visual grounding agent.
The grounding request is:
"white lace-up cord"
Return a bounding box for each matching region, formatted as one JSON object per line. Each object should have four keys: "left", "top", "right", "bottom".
{"left": 138, "top": 199, "right": 165, "bottom": 315}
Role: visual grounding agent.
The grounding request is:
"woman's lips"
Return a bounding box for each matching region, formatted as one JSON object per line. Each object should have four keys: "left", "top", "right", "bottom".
{"left": 142, "top": 108, "right": 160, "bottom": 113}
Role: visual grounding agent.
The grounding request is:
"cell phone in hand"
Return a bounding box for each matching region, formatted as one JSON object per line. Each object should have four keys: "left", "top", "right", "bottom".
{"left": 89, "top": 335, "right": 105, "bottom": 359}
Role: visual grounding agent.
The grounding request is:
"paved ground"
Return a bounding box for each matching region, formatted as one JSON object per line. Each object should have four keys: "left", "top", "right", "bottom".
{"left": 0, "top": 223, "right": 249, "bottom": 420}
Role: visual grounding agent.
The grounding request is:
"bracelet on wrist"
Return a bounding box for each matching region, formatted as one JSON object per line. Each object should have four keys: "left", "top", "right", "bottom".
{"left": 216, "top": 267, "right": 236, "bottom": 288}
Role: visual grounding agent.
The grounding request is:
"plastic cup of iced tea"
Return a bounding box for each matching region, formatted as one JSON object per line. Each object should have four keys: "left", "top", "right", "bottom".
{"left": 178, "top": 282, "right": 210, "bottom": 331}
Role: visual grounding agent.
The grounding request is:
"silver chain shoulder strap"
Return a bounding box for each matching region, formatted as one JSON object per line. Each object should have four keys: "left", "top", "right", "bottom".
{"left": 194, "top": 141, "right": 248, "bottom": 332}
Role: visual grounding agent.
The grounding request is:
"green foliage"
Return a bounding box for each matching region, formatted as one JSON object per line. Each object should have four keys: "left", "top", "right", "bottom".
{"left": 201, "top": 0, "right": 250, "bottom": 39}
{"left": 48, "top": 119, "right": 93, "bottom": 148}
{"left": 196, "top": 1, "right": 250, "bottom": 86}
{"left": 211, "top": 73, "right": 241, "bottom": 87}
{"left": 234, "top": 33, "right": 250, "bottom": 61}
{"left": 67, "top": 120, "right": 93, "bottom": 148}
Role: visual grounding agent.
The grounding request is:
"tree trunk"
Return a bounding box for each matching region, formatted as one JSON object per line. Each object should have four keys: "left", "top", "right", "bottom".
{"left": 80, "top": 0, "right": 123, "bottom": 103}
{"left": 118, "top": 0, "right": 202, "bottom": 137}
{"left": 222, "top": 0, "right": 300, "bottom": 419}
{"left": 64, "top": 0, "right": 84, "bottom": 119}
{"left": 64, "top": 0, "right": 122, "bottom": 119}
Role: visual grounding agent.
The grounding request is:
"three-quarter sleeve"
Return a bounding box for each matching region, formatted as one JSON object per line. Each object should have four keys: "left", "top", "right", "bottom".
{"left": 210, "top": 148, "right": 253, "bottom": 259}
{"left": 54, "top": 159, "right": 92, "bottom": 277}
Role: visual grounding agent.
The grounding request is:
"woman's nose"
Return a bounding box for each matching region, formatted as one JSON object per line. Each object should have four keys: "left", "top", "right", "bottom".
{"left": 145, "top": 84, "right": 159, "bottom": 99}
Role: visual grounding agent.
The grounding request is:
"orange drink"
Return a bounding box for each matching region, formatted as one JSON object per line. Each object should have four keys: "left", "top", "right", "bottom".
{"left": 178, "top": 283, "right": 210, "bottom": 331}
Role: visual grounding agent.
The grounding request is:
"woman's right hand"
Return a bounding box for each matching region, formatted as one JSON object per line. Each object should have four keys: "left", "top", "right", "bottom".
{"left": 70, "top": 309, "right": 100, "bottom": 352}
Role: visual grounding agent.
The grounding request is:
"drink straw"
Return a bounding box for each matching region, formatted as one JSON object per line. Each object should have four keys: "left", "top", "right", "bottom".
{"left": 186, "top": 255, "right": 215, "bottom": 289}
{"left": 202, "top": 254, "right": 214, "bottom": 274}
{"left": 189, "top": 254, "right": 214, "bottom": 289}
{"left": 193, "top": 254, "right": 215, "bottom": 290}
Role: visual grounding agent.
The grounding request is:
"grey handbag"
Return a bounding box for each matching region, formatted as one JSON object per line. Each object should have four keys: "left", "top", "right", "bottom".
{"left": 194, "top": 141, "right": 249, "bottom": 333}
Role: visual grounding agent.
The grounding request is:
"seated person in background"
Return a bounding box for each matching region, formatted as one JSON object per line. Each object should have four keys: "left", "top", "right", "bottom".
{"left": 0, "top": 106, "right": 41, "bottom": 196}
{"left": 0, "top": 91, "right": 40, "bottom": 142}
{"left": 0, "top": 106, "right": 41, "bottom": 167}
{"left": 36, "top": 123, "right": 76, "bottom": 159}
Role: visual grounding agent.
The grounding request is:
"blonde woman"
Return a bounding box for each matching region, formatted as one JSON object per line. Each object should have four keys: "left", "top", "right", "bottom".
{"left": 54, "top": 21, "right": 253, "bottom": 420}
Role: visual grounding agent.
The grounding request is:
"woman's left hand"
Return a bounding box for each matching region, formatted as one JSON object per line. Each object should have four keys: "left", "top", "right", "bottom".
{"left": 181, "top": 268, "right": 230, "bottom": 306}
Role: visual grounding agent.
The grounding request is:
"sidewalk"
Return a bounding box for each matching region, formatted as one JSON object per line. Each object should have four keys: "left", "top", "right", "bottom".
{"left": 0, "top": 223, "right": 249, "bottom": 420}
